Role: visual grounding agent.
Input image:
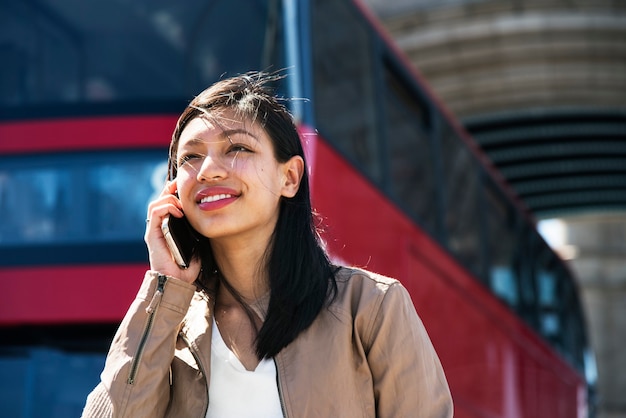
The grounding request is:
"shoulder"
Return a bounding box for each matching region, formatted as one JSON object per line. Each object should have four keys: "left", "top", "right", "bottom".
{"left": 330, "top": 266, "right": 409, "bottom": 317}
{"left": 327, "top": 267, "right": 417, "bottom": 349}
{"left": 333, "top": 266, "right": 402, "bottom": 297}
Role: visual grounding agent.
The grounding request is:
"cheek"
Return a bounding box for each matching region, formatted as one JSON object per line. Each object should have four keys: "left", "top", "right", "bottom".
{"left": 249, "top": 161, "right": 280, "bottom": 189}
{"left": 234, "top": 158, "right": 273, "bottom": 188}
{"left": 175, "top": 171, "right": 196, "bottom": 200}
{"left": 229, "top": 154, "right": 252, "bottom": 173}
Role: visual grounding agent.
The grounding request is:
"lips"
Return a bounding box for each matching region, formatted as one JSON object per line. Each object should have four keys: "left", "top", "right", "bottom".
{"left": 199, "top": 193, "right": 234, "bottom": 204}
{"left": 195, "top": 187, "right": 239, "bottom": 211}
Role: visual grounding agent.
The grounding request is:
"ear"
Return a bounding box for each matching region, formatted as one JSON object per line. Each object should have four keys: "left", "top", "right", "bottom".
{"left": 280, "top": 155, "right": 305, "bottom": 198}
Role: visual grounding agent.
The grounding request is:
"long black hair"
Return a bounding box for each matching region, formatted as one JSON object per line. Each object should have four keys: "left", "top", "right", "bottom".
{"left": 168, "top": 72, "right": 337, "bottom": 358}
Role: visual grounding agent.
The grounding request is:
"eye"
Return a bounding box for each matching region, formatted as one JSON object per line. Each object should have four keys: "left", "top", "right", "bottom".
{"left": 178, "top": 153, "right": 202, "bottom": 166}
{"left": 227, "top": 144, "right": 252, "bottom": 153}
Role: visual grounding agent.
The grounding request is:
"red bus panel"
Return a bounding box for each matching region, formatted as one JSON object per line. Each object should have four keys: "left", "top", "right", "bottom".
{"left": 1, "top": 264, "right": 147, "bottom": 324}
{"left": 0, "top": 115, "right": 177, "bottom": 154}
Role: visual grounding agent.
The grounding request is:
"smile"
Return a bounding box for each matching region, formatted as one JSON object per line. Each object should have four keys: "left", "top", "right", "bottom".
{"left": 199, "top": 194, "right": 234, "bottom": 204}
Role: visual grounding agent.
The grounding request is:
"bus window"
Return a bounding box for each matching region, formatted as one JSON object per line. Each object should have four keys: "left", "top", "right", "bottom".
{"left": 0, "top": 347, "right": 105, "bottom": 418}
{"left": 534, "top": 248, "right": 563, "bottom": 349}
{"left": 531, "top": 232, "right": 593, "bottom": 373}
{"left": 0, "top": 151, "right": 165, "bottom": 263}
{"left": 187, "top": 0, "right": 283, "bottom": 90}
{"left": 537, "top": 270, "right": 560, "bottom": 340}
{"left": 550, "top": 266, "right": 589, "bottom": 374}
{"left": 483, "top": 180, "right": 522, "bottom": 310}
{"left": 0, "top": 0, "right": 281, "bottom": 107}
{"left": 382, "top": 62, "right": 437, "bottom": 235}
{"left": 311, "top": 0, "right": 382, "bottom": 184}
{"left": 87, "top": 159, "right": 168, "bottom": 240}
{"left": 560, "top": 279, "right": 586, "bottom": 371}
{"left": 0, "top": 324, "right": 115, "bottom": 418}
{"left": 439, "top": 121, "right": 484, "bottom": 280}
{"left": 0, "top": 2, "right": 81, "bottom": 106}
{"left": 518, "top": 225, "right": 539, "bottom": 330}
{"left": 0, "top": 166, "right": 74, "bottom": 245}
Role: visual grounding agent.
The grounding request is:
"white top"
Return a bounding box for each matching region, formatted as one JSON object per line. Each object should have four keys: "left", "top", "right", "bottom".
{"left": 205, "top": 318, "right": 283, "bottom": 418}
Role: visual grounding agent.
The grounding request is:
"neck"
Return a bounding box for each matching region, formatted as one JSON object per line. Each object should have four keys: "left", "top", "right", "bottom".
{"left": 210, "top": 235, "right": 271, "bottom": 302}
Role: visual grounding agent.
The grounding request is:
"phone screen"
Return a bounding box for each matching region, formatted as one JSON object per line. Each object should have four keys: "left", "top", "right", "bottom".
{"left": 161, "top": 215, "right": 199, "bottom": 269}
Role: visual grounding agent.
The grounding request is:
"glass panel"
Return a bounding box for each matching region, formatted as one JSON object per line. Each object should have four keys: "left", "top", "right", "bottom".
{"left": 0, "top": 151, "right": 167, "bottom": 246}
{"left": 87, "top": 161, "right": 167, "bottom": 241}
{"left": 383, "top": 66, "right": 437, "bottom": 234}
{"left": 534, "top": 248, "right": 563, "bottom": 348}
{"left": 518, "top": 225, "right": 538, "bottom": 329}
{"left": 311, "top": 0, "right": 382, "bottom": 183}
{"left": 559, "top": 276, "right": 587, "bottom": 371}
{"left": 532, "top": 234, "right": 590, "bottom": 373}
{"left": 484, "top": 182, "right": 521, "bottom": 309}
{"left": 0, "top": 347, "right": 105, "bottom": 418}
{"left": 440, "top": 121, "right": 483, "bottom": 278}
{"left": 0, "top": 0, "right": 281, "bottom": 107}
{"left": 0, "top": 324, "right": 116, "bottom": 418}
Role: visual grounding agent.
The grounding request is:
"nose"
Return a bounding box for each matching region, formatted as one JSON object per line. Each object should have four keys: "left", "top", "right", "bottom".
{"left": 196, "top": 152, "right": 228, "bottom": 182}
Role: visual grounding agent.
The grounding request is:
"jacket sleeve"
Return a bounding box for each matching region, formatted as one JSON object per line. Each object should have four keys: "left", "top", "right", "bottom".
{"left": 366, "top": 282, "right": 453, "bottom": 418}
{"left": 81, "top": 271, "right": 196, "bottom": 418}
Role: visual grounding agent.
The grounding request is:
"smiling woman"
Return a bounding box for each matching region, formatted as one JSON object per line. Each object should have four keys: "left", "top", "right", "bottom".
{"left": 81, "top": 72, "right": 453, "bottom": 418}
{"left": 174, "top": 115, "right": 303, "bottom": 246}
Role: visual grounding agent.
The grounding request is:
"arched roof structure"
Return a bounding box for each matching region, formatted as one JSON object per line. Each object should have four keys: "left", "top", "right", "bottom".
{"left": 365, "top": 0, "right": 626, "bottom": 218}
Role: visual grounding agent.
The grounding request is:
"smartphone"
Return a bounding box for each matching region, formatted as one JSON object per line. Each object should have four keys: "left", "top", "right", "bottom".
{"left": 161, "top": 215, "right": 199, "bottom": 269}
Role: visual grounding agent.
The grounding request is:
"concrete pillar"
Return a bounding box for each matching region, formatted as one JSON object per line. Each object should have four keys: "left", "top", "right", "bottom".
{"left": 560, "top": 213, "right": 626, "bottom": 418}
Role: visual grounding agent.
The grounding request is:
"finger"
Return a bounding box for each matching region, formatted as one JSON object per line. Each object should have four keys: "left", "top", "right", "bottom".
{"left": 159, "top": 179, "right": 178, "bottom": 197}
{"left": 146, "top": 189, "right": 184, "bottom": 219}
{"left": 145, "top": 202, "right": 184, "bottom": 234}
{"left": 147, "top": 193, "right": 182, "bottom": 215}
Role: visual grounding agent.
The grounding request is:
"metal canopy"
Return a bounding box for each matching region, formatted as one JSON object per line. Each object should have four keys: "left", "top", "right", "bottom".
{"left": 464, "top": 108, "right": 626, "bottom": 218}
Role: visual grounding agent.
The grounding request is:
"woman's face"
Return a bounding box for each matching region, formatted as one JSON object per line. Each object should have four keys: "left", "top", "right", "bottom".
{"left": 174, "top": 112, "right": 302, "bottom": 243}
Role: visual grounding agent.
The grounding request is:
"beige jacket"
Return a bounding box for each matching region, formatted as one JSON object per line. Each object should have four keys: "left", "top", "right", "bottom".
{"left": 82, "top": 267, "right": 453, "bottom": 417}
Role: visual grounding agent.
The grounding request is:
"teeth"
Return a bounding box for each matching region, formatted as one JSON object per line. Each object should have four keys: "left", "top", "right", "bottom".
{"left": 200, "top": 194, "right": 233, "bottom": 204}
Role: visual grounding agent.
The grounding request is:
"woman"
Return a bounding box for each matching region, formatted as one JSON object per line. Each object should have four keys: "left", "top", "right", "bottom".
{"left": 82, "top": 72, "right": 453, "bottom": 417}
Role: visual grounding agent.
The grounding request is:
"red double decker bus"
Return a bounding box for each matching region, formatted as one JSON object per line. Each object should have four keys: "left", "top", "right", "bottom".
{"left": 0, "top": 0, "right": 595, "bottom": 416}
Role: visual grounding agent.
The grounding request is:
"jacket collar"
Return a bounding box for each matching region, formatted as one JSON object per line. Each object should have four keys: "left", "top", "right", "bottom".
{"left": 178, "top": 286, "right": 271, "bottom": 372}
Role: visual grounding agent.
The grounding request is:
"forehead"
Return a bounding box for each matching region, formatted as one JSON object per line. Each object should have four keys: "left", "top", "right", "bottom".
{"left": 178, "top": 112, "right": 266, "bottom": 146}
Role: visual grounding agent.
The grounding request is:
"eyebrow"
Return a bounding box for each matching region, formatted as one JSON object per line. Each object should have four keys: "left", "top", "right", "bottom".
{"left": 220, "top": 129, "right": 259, "bottom": 142}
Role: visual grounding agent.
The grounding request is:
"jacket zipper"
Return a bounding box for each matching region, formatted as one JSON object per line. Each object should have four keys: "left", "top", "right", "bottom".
{"left": 179, "top": 331, "right": 210, "bottom": 417}
{"left": 274, "top": 358, "right": 288, "bottom": 418}
{"left": 127, "top": 273, "right": 168, "bottom": 385}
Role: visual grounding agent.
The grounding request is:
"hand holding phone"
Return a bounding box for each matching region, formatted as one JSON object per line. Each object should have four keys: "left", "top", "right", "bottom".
{"left": 161, "top": 215, "right": 199, "bottom": 269}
